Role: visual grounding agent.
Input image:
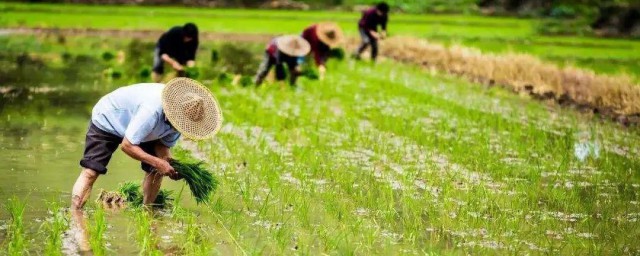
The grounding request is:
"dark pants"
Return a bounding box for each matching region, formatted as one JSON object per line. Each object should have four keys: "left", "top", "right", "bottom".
{"left": 152, "top": 47, "right": 164, "bottom": 74}
{"left": 355, "top": 27, "right": 378, "bottom": 61}
{"left": 254, "top": 52, "right": 300, "bottom": 86}
{"left": 80, "top": 122, "right": 159, "bottom": 174}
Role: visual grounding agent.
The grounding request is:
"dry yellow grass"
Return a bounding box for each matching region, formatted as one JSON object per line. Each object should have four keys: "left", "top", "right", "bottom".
{"left": 363, "top": 36, "right": 640, "bottom": 117}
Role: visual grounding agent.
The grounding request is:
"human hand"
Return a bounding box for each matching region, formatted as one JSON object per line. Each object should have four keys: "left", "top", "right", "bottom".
{"left": 186, "top": 60, "right": 196, "bottom": 67}
{"left": 380, "top": 31, "right": 387, "bottom": 39}
{"left": 318, "top": 65, "right": 326, "bottom": 80}
{"left": 172, "top": 62, "right": 184, "bottom": 71}
{"left": 369, "top": 31, "right": 380, "bottom": 39}
{"left": 154, "top": 158, "right": 177, "bottom": 177}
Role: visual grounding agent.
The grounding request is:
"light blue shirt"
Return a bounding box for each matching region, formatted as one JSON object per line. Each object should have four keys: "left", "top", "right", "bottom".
{"left": 91, "top": 83, "right": 181, "bottom": 147}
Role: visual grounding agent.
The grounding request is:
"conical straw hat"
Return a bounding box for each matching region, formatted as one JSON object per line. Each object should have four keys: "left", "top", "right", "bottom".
{"left": 275, "top": 35, "right": 311, "bottom": 57}
{"left": 162, "top": 77, "right": 223, "bottom": 140}
{"left": 316, "top": 22, "right": 344, "bottom": 48}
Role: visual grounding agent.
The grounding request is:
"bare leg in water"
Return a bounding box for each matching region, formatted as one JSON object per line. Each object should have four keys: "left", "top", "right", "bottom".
{"left": 142, "top": 171, "right": 164, "bottom": 206}
{"left": 71, "top": 169, "right": 99, "bottom": 209}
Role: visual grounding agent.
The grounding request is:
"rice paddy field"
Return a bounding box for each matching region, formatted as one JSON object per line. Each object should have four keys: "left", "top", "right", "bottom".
{"left": 2, "top": 3, "right": 640, "bottom": 78}
{"left": 1, "top": 3, "right": 640, "bottom": 255}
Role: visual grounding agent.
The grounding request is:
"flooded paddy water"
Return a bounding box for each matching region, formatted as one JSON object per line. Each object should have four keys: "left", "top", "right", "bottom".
{"left": 1, "top": 33, "right": 640, "bottom": 255}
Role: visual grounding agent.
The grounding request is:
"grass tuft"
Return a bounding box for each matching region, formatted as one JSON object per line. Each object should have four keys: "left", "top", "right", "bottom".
{"left": 42, "top": 201, "right": 69, "bottom": 256}
{"left": 89, "top": 206, "right": 107, "bottom": 255}
{"left": 5, "top": 197, "right": 26, "bottom": 256}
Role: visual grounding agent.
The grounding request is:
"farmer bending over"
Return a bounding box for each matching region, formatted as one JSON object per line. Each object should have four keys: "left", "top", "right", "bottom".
{"left": 152, "top": 23, "right": 199, "bottom": 82}
{"left": 301, "top": 22, "right": 344, "bottom": 80}
{"left": 353, "top": 2, "right": 390, "bottom": 62}
{"left": 254, "top": 35, "right": 311, "bottom": 86}
{"left": 71, "top": 78, "right": 222, "bottom": 209}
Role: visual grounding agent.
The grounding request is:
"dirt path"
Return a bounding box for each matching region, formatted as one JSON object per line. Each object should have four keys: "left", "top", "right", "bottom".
{"left": 2, "top": 27, "right": 277, "bottom": 43}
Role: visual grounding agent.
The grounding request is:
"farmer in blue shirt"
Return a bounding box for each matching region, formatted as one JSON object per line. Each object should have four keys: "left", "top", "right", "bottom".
{"left": 71, "top": 78, "right": 222, "bottom": 209}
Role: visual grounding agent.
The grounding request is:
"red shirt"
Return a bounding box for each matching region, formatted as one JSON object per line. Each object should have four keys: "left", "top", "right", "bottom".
{"left": 265, "top": 38, "right": 278, "bottom": 58}
{"left": 358, "top": 7, "right": 388, "bottom": 32}
{"left": 301, "top": 25, "right": 330, "bottom": 66}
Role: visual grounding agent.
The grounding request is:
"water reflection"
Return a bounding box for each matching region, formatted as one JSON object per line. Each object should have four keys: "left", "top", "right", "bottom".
{"left": 574, "top": 141, "right": 601, "bottom": 161}
{"left": 67, "top": 209, "right": 92, "bottom": 255}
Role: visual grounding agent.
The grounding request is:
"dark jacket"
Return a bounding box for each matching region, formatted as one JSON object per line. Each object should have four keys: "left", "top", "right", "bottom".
{"left": 156, "top": 26, "right": 198, "bottom": 64}
{"left": 358, "top": 7, "right": 388, "bottom": 32}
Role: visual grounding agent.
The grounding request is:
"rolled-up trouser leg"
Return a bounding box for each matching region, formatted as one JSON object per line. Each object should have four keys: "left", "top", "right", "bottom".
{"left": 152, "top": 47, "right": 164, "bottom": 75}
{"left": 355, "top": 28, "right": 370, "bottom": 57}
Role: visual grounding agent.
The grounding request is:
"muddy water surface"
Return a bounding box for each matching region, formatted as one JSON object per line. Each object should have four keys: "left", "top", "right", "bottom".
{"left": 0, "top": 62, "right": 200, "bottom": 254}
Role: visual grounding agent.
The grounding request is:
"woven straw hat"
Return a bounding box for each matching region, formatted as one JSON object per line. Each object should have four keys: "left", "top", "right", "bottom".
{"left": 316, "top": 22, "right": 344, "bottom": 48}
{"left": 162, "top": 77, "right": 223, "bottom": 140}
{"left": 275, "top": 35, "right": 311, "bottom": 57}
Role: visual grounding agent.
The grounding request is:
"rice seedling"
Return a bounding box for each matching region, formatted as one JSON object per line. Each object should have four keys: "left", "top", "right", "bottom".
{"left": 117, "top": 181, "right": 174, "bottom": 208}
{"left": 132, "top": 209, "right": 162, "bottom": 255}
{"left": 119, "top": 181, "right": 143, "bottom": 206}
{"left": 180, "top": 214, "right": 211, "bottom": 255}
{"left": 170, "top": 159, "right": 218, "bottom": 204}
{"left": 42, "top": 201, "right": 69, "bottom": 256}
{"left": 88, "top": 206, "right": 107, "bottom": 255}
{"left": 5, "top": 197, "right": 26, "bottom": 256}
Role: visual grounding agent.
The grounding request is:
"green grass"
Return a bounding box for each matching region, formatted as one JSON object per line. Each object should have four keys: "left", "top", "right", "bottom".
{"left": 1, "top": 2, "right": 639, "bottom": 78}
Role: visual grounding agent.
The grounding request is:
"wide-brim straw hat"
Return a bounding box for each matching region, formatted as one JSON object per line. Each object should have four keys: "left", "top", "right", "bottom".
{"left": 162, "top": 77, "right": 223, "bottom": 140}
{"left": 275, "top": 35, "right": 311, "bottom": 57}
{"left": 316, "top": 22, "right": 344, "bottom": 48}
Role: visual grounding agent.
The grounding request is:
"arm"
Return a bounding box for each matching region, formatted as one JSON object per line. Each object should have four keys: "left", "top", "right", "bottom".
{"left": 369, "top": 30, "right": 380, "bottom": 39}
{"left": 122, "top": 109, "right": 176, "bottom": 177}
{"left": 161, "top": 54, "right": 184, "bottom": 71}
{"left": 314, "top": 49, "right": 329, "bottom": 80}
{"left": 121, "top": 138, "right": 176, "bottom": 177}
{"left": 155, "top": 142, "right": 172, "bottom": 160}
{"left": 318, "top": 65, "right": 326, "bottom": 80}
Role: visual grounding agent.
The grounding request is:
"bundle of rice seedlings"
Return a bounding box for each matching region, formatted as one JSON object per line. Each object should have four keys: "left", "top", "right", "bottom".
{"left": 170, "top": 160, "right": 218, "bottom": 204}
{"left": 153, "top": 189, "right": 174, "bottom": 207}
{"left": 118, "top": 182, "right": 143, "bottom": 206}
{"left": 117, "top": 182, "right": 173, "bottom": 208}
